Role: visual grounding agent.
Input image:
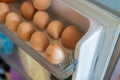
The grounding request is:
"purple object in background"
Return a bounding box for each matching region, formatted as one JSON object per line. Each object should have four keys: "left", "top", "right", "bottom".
{"left": 10, "top": 68, "right": 24, "bottom": 80}
{"left": 110, "top": 57, "right": 120, "bottom": 80}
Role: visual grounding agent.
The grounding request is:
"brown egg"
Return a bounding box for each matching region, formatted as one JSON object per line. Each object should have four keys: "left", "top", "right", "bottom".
{"left": 21, "top": 1, "right": 36, "bottom": 20}
{"left": 17, "top": 22, "right": 35, "bottom": 41}
{"left": 61, "top": 26, "right": 82, "bottom": 50}
{"left": 0, "top": 2, "right": 10, "bottom": 22}
{"left": 0, "top": 0, "right": 15, "bottom": 3}
{"left": 30, "top": 31, "right": 49, "bottom": 52}
{"left": 33, "top": 11, "right": 50, "bottom": 30}
{"left": 47, "top": 20, "right": 64, "bottom": 39}
{"left": 45, "top": 42, "right": 65, "bottom": 64}
{"left": 33, "top": 0, "right": 51, "bottom": 10}
{"left": 5, "top": 12, "right": 21, "bottom": 32}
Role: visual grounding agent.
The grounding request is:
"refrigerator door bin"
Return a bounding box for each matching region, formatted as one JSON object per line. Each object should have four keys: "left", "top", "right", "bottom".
{"left": 63, "top": 0, "right": 120, "bottom": 80}
{"left": 0, "top": 0, "right": 90, "bottom": 79}
{"left": 1, "top": 0, "right": 120, "bottom": 80}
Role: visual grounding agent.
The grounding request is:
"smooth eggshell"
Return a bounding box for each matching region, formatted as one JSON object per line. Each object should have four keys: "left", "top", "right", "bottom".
{"left": 30, "top": 31, "right": 49, "bottom": 52}
{"left": 17, "top": 22, "right": 35, "bottom": 41}
{"left": 45, "top": 42, "right": 65, "bottom": 64}
{"left": 33, "top": 0, "right": 51, "bottom": 10}
{"left": 61, "top": 26, "right": 82, "bottom": 50}
{"left": 5, "top": 12, "right": 21, "bottom": 32}
{"left": 0, "top": 2, "right": 10, "bottom": 22}
{"left": 47, "top": 20, "right": 64, "bottom": 39}
{"left": 33, "top": 11, "right": 50, "bottom": 30}
{"left": 21, "top": 1, "right": 36, "bottom": 20}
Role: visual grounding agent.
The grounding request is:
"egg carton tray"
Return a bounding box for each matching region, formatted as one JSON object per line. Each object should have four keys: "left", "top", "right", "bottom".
{"left": 0, "top": 0, "right": 91, "bottom": 79}
{"left": 0, "top": 23, "right": 78, "bottom": 79}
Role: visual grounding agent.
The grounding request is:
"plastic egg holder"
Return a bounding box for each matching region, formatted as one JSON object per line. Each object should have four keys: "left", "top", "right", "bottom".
{"left": 7, "top": 1, "right": 75, "bottom": 68}
{"left": 0, "top": 0, "right": 90, "bottom": 79}
{"left": 1, "top": 25, "right": 77, "bottom": 79}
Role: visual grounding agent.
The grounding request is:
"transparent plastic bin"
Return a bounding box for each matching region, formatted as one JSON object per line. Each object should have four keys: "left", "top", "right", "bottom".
{"left": 1, "top": 0, "right": 87, "bottom": 79}
{"left": 1, "top": 0, "right": 120, "bottom": 80}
